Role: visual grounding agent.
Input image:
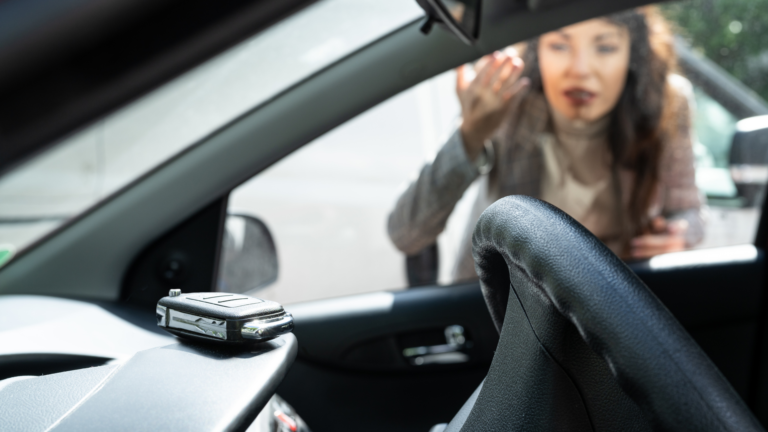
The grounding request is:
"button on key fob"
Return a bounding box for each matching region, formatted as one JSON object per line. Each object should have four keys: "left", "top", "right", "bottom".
{"left": 156, "top": 289, "right": 294, "bottom": 345}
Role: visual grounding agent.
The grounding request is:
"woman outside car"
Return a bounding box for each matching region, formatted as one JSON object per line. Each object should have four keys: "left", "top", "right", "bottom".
{"left": 388, "top": 7, "right": 705, "bottom": 282}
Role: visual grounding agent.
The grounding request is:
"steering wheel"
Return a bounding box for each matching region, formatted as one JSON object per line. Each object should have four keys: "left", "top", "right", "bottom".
{"left": 443, "top": 196, "right": 763, "bottom": 432}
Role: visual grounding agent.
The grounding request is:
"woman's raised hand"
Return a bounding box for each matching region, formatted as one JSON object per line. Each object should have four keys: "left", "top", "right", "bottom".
{"left": 629, "top": 216, "right": 688, "bottom": 259}
{"left": 457, "top": 48, "right": 529, "bottom": 160}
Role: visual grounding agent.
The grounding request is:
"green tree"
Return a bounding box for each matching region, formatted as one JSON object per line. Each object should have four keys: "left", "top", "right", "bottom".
{"left": 662, "top": 0, "right": 768, "bottom": 102}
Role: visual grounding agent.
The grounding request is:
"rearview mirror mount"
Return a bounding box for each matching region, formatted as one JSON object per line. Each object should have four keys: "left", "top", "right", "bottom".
{"left": 416, "top": 0, "right": 481, "bottom": 45}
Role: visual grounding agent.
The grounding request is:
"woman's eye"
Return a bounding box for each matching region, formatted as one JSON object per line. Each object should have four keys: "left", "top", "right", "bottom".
{"left": 597, "top": 44, "right": 618, "bottom": 54}
{"left": 549, "top": 43, "right": 569, "bottom": 52}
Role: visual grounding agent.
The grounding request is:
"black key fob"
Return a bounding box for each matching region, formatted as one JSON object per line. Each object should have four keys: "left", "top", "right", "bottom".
{"left": 156, "top": 290, "right": 293, "bottom": 345}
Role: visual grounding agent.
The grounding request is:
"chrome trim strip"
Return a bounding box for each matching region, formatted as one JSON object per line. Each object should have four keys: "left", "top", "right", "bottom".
{"left": 730, "top": 164, "right": 768, "bottom": 184}
{"left": 168, "top": 309, "right": 227, "bottom": 340}
{"left": 649, "top": 244, "right": 758, "bottom": 270}
{"left": 241, "top": 313, "right": 294, "bottom": 340}
{"left": 737, "top": 115, "right": 768, "bottom": 132}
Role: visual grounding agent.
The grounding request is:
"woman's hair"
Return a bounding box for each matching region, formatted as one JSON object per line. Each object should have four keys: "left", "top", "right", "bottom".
{"left": 521, "top": 6, "right": 683, "bottom": 241}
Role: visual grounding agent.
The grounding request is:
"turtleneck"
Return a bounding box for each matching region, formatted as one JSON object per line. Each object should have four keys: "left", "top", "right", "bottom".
{"left": 550, "top": 108, "right": 612, "bottom": 185}
{"left": 540, "top": 108, "right": 623, "bottom": 254}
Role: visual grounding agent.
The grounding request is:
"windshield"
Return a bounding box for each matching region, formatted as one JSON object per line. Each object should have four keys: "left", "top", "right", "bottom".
{"left": 0, "top": 0, "right": 422, "bottom": 265}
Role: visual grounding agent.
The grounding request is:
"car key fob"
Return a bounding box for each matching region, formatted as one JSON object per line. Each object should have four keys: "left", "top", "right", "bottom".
{"left": 156, "top": 289, "right": 293, "bottom": 345}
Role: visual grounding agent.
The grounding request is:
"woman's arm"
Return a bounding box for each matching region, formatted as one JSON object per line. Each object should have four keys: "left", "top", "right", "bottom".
{"left": 387, "top": 132, "right": 484, "bottom": 255}
{"left": 388, "top": 50, "right": 528, "bottom": 255}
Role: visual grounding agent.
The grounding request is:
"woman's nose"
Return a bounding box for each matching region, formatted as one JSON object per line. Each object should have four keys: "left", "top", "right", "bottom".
{"left": 567, "top": 49, "right": 591, "bottom": 77}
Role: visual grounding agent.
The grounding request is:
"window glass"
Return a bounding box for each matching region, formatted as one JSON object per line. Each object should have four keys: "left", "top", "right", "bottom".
{"left": 6, "top": 0, "right": 768, "bottom": 298}
{"left": 664, "top": 0, "right": 768, "bottom": 249}
{"left": 228, "top": 70, "right": 466, "bottom": 304}
{"left": 690, "top": 86, "right": 760, "bottom": 249}
{"left": 692, "top": 86, "right": 739, "bottom": 200}
{"left": 0, "top": 0, "right": 423, "bottom": 262}
{"left": 229, "top": 1, "right": 768, "bottom": 304}
{"left": 662, "top": 1, "right": 768, "bottom": 102}
{"left": 692, "top": 86, "right": 738, "bottom": 174}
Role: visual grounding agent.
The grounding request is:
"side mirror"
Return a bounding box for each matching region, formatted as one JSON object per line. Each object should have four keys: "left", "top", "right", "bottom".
{"left": 416, "top": 0, "right": 481, "bottom": 45}
{"left": 730, "top": 115, "right": 768, "bottom": 207}
{"left": 217, "top": 214, "right": 278, "bottom": 294}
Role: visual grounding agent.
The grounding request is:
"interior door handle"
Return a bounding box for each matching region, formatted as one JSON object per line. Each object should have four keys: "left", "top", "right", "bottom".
{"left": 402, "top": 325, "right": 471, "bottom": 366}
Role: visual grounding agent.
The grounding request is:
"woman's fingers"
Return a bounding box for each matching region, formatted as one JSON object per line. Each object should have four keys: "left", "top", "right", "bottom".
{"left": 472, "top": 53, "right": 500, "bottom": 88}
{"left": 632, "top": 234, "right": 672, "bottom": 249}
{"left": 464, "top": 50, "right": 525, "bottom": 96}
{"left": 473, "top": 53, "right": 493, "bottom": 74}
{"left": 456, "top": 65, "right": 469, "bottom": 94}
{"left": 502, "top": 76, "right": 530, "bottom": 101}
{"left": 472, "top": 54, "right": 496, "bottom": 87}
{"left": 630, "top": 233, "right": 686, "bottom": 258}
{"left": 649, "top": 216, "right": 667, "bottom": 233}
{"left": 631, "top": 232, "right": 685, "bottom": 249}
{"left": 489, "top": 56, "right": 513, "bottom": 90}
{"left": 456, "top": 48, "right": 526, "bottom": 147}
{"left": 630, "top": 217, "right": 689, "bottom": 258}
{"left": 667, "top": 219, "right": 689, "bottom": 235}
{"left": 500, "top": 57, "right": 524, "bottom": 89}
{"left": 502, "top": 64, "right": 520, "bottom": 94}
{"left": 502, "top": 46, "right": 519, "bottom": 60}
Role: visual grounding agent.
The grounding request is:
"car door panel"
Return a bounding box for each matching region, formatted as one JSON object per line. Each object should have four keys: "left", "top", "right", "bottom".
{"left": 285, "top": 283, "right": 497, "bottom": 371}
{"left": 279, "top": 247, "right": 766, "bottom": 431}
{"left": 281, "top": 283, "right": 496, "bottom": 432}
{"left": 632, "top": 249, "right": 765, "bottom": 400}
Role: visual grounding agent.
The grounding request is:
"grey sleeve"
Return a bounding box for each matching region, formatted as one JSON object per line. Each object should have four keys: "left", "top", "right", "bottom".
{"left": 387, "top": 130, "right": 482, "bottom": 255}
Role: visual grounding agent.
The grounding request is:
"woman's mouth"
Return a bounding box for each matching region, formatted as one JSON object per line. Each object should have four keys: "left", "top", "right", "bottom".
{"left": 563, "top": 88, "right": 597, "bottom": 106}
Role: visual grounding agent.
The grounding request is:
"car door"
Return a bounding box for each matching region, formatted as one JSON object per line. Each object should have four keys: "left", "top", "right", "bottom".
{"left": 228, "top": 4, "right": 768, "bottom": 431}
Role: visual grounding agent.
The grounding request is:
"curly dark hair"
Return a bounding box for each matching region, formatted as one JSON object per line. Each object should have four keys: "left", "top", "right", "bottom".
{"left": 520, "top": 6, "right": 683, "bottom": 245}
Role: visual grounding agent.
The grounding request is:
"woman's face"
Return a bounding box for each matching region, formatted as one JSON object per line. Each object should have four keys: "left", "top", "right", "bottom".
{"left": 538, "top": 19, "right": 631, "bottom": 123}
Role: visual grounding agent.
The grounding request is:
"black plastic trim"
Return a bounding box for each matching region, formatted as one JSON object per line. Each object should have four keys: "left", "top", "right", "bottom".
{"left": 0, "top": 0, "right": 319, "bottom": 177}
{"left": 121, "top": 196, "right": 228, "bottom": 308}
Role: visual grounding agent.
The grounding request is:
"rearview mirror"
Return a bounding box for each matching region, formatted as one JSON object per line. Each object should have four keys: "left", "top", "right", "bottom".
{"left": 729, "top": 115, "right": 768, "bottom": 207}
{"left": 217, "top": 214, "right": 278, "bottom": 294}
{"left": 416, "top": 0, "right": 481, "bottom": 45}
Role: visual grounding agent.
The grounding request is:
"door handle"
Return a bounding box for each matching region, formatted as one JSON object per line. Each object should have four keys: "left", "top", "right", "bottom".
{"left": 402, "top": 325, "right": 470, "bottom": 365}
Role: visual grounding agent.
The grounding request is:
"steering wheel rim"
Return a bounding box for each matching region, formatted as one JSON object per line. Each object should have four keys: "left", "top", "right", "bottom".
{"left": 448, "top": 196, "right": 762, "bottom": 432}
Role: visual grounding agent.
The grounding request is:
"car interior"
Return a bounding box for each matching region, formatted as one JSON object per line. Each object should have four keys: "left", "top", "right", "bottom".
{"left": 2, "top": 0, "right": 768, "bottom": 430}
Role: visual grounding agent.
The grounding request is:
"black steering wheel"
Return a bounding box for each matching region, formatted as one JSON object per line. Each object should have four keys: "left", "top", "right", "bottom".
{"left": 443, "top": 196, "right": 763, "bottom": 432}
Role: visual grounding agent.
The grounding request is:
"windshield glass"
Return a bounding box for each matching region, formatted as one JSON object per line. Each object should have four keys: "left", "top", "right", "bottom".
{"left": 0, "top": 0, "right": 422, "bottom": 265}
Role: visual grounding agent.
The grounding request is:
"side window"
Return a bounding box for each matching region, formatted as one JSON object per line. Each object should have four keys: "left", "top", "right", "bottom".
{"left": 226, "top": 70, "right": 466, "bottom": 304}
{"left": 664, "top": 1, "right": 768, "bottom": 250}
{"left": 223, "top": 2, "right": 768, "bottom": 304}
{"left": 692, "top": 86, "right": 738, "bottom": 178}
{"left": 689, "top": 85, "right": 762, "bottom": 249}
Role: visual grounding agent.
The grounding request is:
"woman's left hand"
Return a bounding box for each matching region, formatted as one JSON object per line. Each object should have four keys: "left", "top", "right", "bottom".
{"left": 630, "top": 216, "right": 688, "bottom": 259}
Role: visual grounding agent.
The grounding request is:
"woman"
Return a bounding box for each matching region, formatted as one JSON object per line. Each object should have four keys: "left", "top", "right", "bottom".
{"left": 388, "top": 7, "right": 704, "bottom": 282}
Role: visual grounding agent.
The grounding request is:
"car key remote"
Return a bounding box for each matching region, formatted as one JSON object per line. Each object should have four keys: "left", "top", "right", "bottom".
{"left": 156, "top": 289, "right": 293, "bottom": 345}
